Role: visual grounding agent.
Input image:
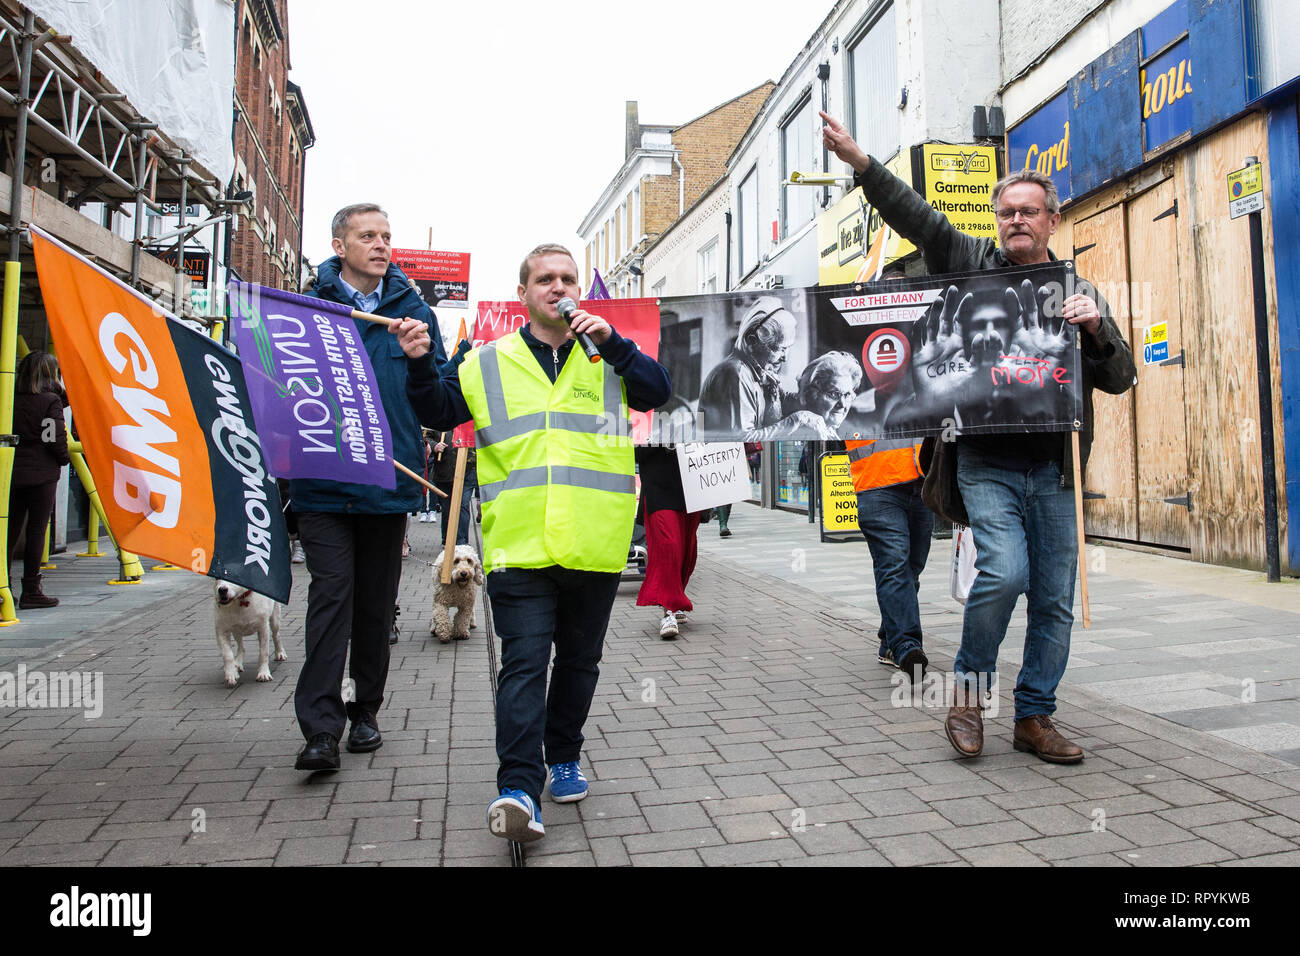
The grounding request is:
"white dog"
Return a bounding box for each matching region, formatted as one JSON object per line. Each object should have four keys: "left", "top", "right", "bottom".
{"left": 214, "top": 579, "right": 286, "bottom": 686}
{"left": 431, "top": 545, "right": 483, "bottom": 643}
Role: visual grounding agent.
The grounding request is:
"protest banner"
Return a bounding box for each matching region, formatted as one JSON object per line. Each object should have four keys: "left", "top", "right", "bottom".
{"left": 659, "top": 260, "right": 1081, "bottom": 443}
{"left": 675, "top": 443, "right": 748, "bottom": 512}
{"left": 470, "top": 297, "right": 662, "bottom": 443}
{"left": 228, "top": 281, "right": 396, "bottom": 489}
{"left": 390, "top": 248, "right": 471, "bottom": 307}
{"left": 30, "top": 227, "right": 290, "bottom": 602}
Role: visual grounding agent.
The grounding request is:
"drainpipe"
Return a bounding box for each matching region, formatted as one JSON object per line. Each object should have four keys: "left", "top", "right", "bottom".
{"left": 725, "top": 210, "right": 732, "bottom": 291}
{"left": 672, "top": 150, "right": 684, "bottom": 215}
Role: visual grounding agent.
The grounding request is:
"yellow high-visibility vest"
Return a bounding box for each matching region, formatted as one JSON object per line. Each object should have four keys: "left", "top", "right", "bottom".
{"left": 459, "top": 332, "right": 636, "bottom": 572}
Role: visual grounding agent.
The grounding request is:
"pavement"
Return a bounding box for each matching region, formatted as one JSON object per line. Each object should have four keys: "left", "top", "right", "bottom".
{"left": 1, "top": 504, "right": 1299, "bottom": 867}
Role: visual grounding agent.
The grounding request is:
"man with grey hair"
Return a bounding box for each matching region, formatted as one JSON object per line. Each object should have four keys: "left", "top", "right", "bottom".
{"left": 821, "top": 111, "right": 1135, "bottom": 765}
{"left": 290, "top": 202, "right": 447, "bottom": 773}
{"left": 698, "top": 296, "right": 838, "bottom": 441}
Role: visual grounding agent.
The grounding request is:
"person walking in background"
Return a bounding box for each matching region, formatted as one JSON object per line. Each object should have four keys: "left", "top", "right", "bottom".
{"left": 8, "top": 350, "right": 69, "bottom": 609}
{"left": 634, "top": 445, "right": 703, "bottom": 638}
{"left": 430, "top": 429, "right": 474, "bottom": 546}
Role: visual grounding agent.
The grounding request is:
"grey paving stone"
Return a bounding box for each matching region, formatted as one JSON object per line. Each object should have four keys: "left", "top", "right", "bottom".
{"left": 957, "top": 843, "right": 1051, "bottom": 866}
{"left": 1099, "top": 813, "right": 1193, "bottom": 847}
{"left": 934, "top": 819, "right": 1039, "bottom": 850}
{"left": 1115, "top": 840, "right": 1238, "bottom": 866}
{"left": 1192, "top": 820, "right": 1297, "bottom": 857}
{"left": 641, "top": 801, "right": 712, "bottom": 833}
{"left": 870, "top": 831, "right": 958, "bottom": 865}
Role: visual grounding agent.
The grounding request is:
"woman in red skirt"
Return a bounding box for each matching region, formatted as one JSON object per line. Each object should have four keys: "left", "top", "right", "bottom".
{"left": 634, "top": 446, "right": 703, "bottom": 639}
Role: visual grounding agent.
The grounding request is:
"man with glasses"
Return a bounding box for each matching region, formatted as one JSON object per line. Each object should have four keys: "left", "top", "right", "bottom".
{"left": 821, "top": 111, "right": 1135, "bottom": 764}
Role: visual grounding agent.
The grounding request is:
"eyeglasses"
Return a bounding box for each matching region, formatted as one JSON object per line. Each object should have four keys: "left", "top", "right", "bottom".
{"left": 995, "top": 206, "right": 1043, "bottom": 222}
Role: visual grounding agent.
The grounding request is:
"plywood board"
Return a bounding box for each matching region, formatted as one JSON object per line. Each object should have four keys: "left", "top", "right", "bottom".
{"left": 1127, "top": 178, "right": 1190, "bottom": 548}
{"left": 1175, "top": 112, "right": 1286, "bottom": 569}
{"left": 1071, "top": 204, "right": 1137, "bottom": 541}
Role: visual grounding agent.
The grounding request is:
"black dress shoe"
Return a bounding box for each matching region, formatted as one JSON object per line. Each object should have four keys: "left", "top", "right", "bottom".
{"left": 295, "top": 732, "right": 340, "bottom": 771}
{"left": 347, "top": 712, "right": 383, "bottom": 753}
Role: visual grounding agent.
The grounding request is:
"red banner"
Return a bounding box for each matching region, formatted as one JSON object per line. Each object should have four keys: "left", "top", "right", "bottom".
{"left": 468, "top": 298, "right": 662, "bottom": 443}
{"left": 391, "top": 248, "right": 471, "bottom": 306}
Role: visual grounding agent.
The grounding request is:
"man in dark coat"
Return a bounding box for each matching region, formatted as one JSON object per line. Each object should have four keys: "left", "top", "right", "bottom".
{"left": 822, "top": 112, "right": 1135, "bottom": 764}
{"left": 291, "top": 203, "right": 447, "bottom": 772}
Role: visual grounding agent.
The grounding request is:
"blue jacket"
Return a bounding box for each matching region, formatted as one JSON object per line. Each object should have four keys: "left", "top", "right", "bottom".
{"left": 289, "top": 256, "right": 448, "bottom": 514}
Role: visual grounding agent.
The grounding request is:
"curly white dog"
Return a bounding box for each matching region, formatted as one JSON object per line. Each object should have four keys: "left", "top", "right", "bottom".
{"left": 214, "top": 579, "right": 286, "bottom": 686}
{"left": 431, "top": 545, "right": 483, "bottom": 643}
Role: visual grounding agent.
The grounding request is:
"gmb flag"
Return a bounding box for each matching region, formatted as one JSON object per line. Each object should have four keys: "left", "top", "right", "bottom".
{"left": 29, "top": 227, "right": 290, "bottom": 603}
{"left": 228, "top": 281, "right": 395, "bottom": 488}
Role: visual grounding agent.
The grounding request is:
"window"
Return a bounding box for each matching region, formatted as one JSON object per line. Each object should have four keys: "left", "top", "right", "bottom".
{"left": 849, "top": 3, "right": 899, "bottom": 161}
{"left": 631, "top": 186, "right": 641, "bottom": 240}
{"left": 698, "top": 239, "right": 718, "bottom": 294}
{"left": 737, "top": 167, "right": 759, "bottom": 278}
{"left": 781, "top": 96, "right": 816, "bottom": 236}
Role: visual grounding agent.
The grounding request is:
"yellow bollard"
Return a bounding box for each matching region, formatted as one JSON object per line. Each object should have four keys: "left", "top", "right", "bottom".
{"left": 67, "top": 442, "right": 143, "bottom": 583}
{"left": 40, "top": 517, "right": 54, "bottom": 569}
{"left": 77, "top": 504, "right": 104, "bottom": 556}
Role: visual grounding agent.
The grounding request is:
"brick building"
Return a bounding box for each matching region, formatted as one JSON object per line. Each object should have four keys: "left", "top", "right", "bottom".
{"left": 230, "top": 0, "right": 314, "bottom": 290}
{"left": 578, "top": 83, "right": 773, "bottom": 298}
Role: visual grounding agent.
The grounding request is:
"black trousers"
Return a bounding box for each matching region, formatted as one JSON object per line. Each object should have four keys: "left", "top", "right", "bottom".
{"left": 294, "top": 511, "right": 405, "bottom": 740}
{"left": 8, "top": 480, "right": 56, "bottom": 582}
{"left": 487, "top": 566, "right": 620, "bottom": 802}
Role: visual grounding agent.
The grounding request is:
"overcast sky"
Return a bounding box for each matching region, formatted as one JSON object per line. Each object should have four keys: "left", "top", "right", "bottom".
{"left": 286, "top": 0, "right": 833, "bottom": 312}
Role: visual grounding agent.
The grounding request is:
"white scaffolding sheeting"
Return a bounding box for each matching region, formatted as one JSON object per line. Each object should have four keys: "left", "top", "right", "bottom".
{"left": 24, "top": 0, "right": 234, "bottom": 184}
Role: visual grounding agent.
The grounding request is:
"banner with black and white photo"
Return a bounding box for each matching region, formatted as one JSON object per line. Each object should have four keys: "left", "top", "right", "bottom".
{"left": 652, "top": 260, "right": 1082, "bottom": 443}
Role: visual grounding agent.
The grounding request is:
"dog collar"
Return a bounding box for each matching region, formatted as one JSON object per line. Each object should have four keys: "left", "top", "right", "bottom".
{"left": 235, "top": 588, "right": 253, "bottom": 607}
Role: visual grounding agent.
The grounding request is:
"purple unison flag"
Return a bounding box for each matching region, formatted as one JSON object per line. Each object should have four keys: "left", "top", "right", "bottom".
{"left": 587, "top": 268, "right": 611, "bottom": 300}
{"left": 228, "top": 280, "right": 396, "bottom": 488}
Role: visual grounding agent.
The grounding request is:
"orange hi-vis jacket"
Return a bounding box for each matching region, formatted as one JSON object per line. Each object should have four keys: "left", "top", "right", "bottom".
{"left": 846, "top": 438, "right": 925, "bottom": 493}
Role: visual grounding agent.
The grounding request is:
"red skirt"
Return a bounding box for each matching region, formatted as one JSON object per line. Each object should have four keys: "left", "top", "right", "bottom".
{"left": 635, "top": 509, "right": 701, "bottom": 612}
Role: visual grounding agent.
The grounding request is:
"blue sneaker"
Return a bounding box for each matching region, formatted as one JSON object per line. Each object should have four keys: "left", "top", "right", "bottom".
{"left": 486, "top": 788, "right": 544, "bottom": 842}
{"left": 547, "top": 760, "right": 589, "bottom": 803}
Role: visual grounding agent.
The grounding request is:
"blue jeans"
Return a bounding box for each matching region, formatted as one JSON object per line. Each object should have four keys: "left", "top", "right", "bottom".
{"left": 955, "top": 444, "right": 1076, "bottom": 721}
{"left": 856, "top": 481, "right": 932, "bottom": 661}
{"left": 486, "top": 566, "right": 620, "bottom": 803}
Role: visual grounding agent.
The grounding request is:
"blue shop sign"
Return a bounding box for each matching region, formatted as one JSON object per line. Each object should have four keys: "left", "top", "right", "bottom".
{"left": 1141, "top": 0, "right": 1192, "bottom": 152}
{"left": 1143, "top": 37, "right": 1193, "bottom": 151}
{"left": 1007, "top": 89, "right": 1072, "bottom": 203}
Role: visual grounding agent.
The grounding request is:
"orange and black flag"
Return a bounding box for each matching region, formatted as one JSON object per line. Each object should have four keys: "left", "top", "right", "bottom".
{"left": 29, "top": 226, "right": 290, "bottom": 602}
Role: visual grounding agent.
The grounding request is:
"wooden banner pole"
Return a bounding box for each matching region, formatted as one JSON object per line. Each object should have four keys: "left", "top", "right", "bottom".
{"left": 1071, "top": 430, "right": 1090, "bottom": 629}
{"left": 395, "top": 460, "right": 448, "bottom": 498}
{"left": 440, "top": 446, "right": 468, "bottom": 584}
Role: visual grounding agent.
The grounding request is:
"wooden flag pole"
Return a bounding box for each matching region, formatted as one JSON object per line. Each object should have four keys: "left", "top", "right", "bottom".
{"left": 1071, "top": 430, "right": 1090, "bottom": 629}
{"left": 350, "top": 308, "right": 395, "bottom": 327}
{"left": 440, "top": 446, "right": 468, "bottom": 584}
{"left": 395, "top": 460, "right": 448, "bottom": 498}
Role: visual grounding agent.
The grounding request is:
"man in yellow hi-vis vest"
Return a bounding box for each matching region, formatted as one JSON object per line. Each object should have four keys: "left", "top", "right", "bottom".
{"left": 846, "top": 436, "right": 931, "bottom": 680}
{"left": 391, "top": 244, "right": 670, "bottom": 844}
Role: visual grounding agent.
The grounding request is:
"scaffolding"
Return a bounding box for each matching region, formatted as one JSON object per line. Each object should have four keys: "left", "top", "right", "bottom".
{"left": 0, "top": 1, "right": 239, "bottom": 621}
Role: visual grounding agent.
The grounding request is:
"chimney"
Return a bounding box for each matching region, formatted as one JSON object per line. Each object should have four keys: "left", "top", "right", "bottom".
{"left": 625, "top": 101, "right": 639, "bottom": 160}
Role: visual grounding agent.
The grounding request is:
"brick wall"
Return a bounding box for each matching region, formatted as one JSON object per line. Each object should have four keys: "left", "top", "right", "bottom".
{"left": 672, "top": 83, "right": 774, "bottom": 213}
{"left": 230, "top": 0, "right": 307, "bottom": 290}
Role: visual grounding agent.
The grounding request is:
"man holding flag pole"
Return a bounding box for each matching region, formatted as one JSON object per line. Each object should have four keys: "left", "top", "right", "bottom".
{"left": 276, "top": 202, "right": 446, "bottom": 773}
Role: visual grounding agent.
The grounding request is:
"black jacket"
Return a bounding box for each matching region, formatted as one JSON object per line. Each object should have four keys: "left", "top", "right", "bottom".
{"left": 853, "top": 160, "right": 1136, "bottom": 488}
{"left": 13, "top": 389, "right": 69, "bottom": 487}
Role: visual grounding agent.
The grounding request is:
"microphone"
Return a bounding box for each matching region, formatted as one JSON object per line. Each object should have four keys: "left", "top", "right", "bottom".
{"left": 556, "top": 297, "right": 602, "bottom": 364}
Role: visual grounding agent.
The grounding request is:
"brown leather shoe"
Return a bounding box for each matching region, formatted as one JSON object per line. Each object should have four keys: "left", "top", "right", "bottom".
{"left": 1013, "top": 715, "right": 1084, "bottom": 764}
{"left": 944, "top": 683, "right": 983, "bottom": 758}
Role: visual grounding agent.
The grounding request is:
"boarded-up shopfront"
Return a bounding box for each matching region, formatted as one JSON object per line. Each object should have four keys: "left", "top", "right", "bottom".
{"left": 1008, "top": 0, "right": 1290, "bottom": 572}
